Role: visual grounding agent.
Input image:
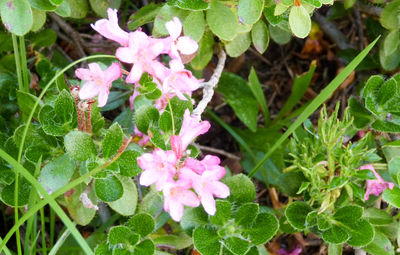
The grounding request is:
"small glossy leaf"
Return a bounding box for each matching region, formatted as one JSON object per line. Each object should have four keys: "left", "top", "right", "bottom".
{"left": 364, "top": 208, "right": 393, "bottom": 226}
{"left": 383, "top": 30, "right": 400, "bottom": 56}
{"left": 64, "top": 131, "right": 96, "bottom": 161}
{"left": 39, "top": 154, "right": 75, "bottom": 194}
{"left": 134, "top": 105, "right": 160, "bottom": 133}
{"left": 346, "top": 219, "right": 375, "bottom": 247}
{"left": 183, "top": 11, "right": 205, "bottom": 42}
{"left": 108, "top": 176, "right": 137, "bottom": 216}
{"left": 65, "top": 0, "right": 88, "bottom": 18}
{"left": 269, "top": 24, "right": 291, "bottom": 45}
{"left": 333, "top": 205, "right": 363, "bottom": 224}
{"left": 238, "top": 0, "right": 264, "bottom": 25}
{"left": 380, "top": 0, "right": 400, "bottom": 30}
{"left": 128, "top": 3, "right": 162, "bottom": 31}
{"left": 89, "top": 0, "right": 121, "bottom": 18}
{"left": 206, "top": 0, "right": 238, "bottom": 41}
{"left": 94, "top": 174, "right": 123, "bottom": 202}
{"left": 224, "top": 236, "right": 251, "bottom": 255}
{"left": 134, "top": 239, "right": 155, "bottom": 255}
{"left": 0, "top": 0, "right": 33, "bottom": 36}
{"left": 383, "top": 187, "right": 400, "bottom": 208}
{"left": 251, "top": 19, "right": 269, "bottom": 54}
{"left": 223, "top": 174, "right": 256, "bottom": 204}
{"left": 289, "top": 5, "right": 311, "bottom": 39}
{"left": 225, "top": 32, "right": 251, "bottom": 58}
{"left": 126, "top": 213, "right": 155, "bottom": 237}
{"left": 29, "top": 0, "right": 57, "bottom": 11}
{"left": 168, "top": 0, "right": 209, "bottom": 10}
{"left": 31, "top": 8, "right": 46, "bottom": 32}
{"left": 264, "top": 5, "right": 283, "bottom": 25}
{"left": 102, "top": 123, "right": 124, "bottom": 159}
{"left": 285, "top": 201, "right": 312, "bottom": 230}
{"left": 191, "top": 30, "right": 214, "bottom": 70}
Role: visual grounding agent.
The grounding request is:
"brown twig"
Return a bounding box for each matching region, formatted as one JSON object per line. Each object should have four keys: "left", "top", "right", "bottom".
{"left": 197, "top": 145, "right": 241, "bottom": 160}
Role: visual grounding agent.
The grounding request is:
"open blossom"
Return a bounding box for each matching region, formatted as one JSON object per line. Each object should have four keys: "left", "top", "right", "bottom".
{"left": 361, "top": 164, "right": 395, "bottom": 200}
{"left": 91, "top": 9, "right": 129, "bottom": 46}
{"left": 180, "top": 156, "right": 230, "bottom": 215}
{"left": 137, "top": 149, "right": 177, "bottom": 191}
{"left": 163, "top": 17, "right": 198, "bottom": 60}
{"left": 116, "top": 31, "right": 168, "bottom": 83}
{"left": 75, "top": 62, "right": 121, "bottom": 107}
{"left": 163, "top": 59, "right": 200, "bottom": 100}
{"left": 171, "top": 109, "right": 210, "bottom": 158}
{"left": 163, "top": 180, "right": 200, "bottom": 221}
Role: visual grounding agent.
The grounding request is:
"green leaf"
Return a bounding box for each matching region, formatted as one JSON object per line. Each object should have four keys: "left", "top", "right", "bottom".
{"left": 128, "top": 3, "right": 162, "bottom": 31}
{"left": 289, "top": 5, "right": 311, "bottom": 38}
{"left": 380, "top": 0, "right": 400, "bottom": 30}
{"left": 251, "top": 19, "right": 269, "bottom": 54}
{"left": 134, "top": 105, "right": 160, "bottom": 133}
{"left": 217, "top": 72, "right": 259, "bottom": 132}
{"left": 383, "top": 30, "right": 400, "bottom": 56}
{"left": 112, "top": 150, "right": 142, "bottom": 177}
{"left": 276, "top": 171, "right": 307, "bottom": 197}
{"left": 107, "top": 176, "right": 137, "bottom": 216}
{"left": 180, "top": 207, "right": 209, "bottom": 234}
{"left": 210, "top": 200, "right": 231, "bottom": 225}
{"left": 364, "top": 208, "right": 393, "bottom": 226}
{"left": 65, "top": 0, "right": 88, "bottom": 18}
{"left": 285, "top": 201, "right": 312, "bottom": 230}
{"left": 223, "top": 174, "right": 256, "bottom": 205}
{"left": 94, "top": 174, "right": 123, "bottom": 202}
{"left": 0, "top": 0, "right": 33, "bottom": 36}
{"left": 66, "top": 183, "right": 97, "bottom": 226}
{"left": 380, "top": 40, "right": 400, "bottom": 71}
{"left": 153, "top": 4, "right": 188, "bottom": 37}
{"left": 0, "top": 177, "right": 31, "bottom": 207}
{"left": 263, "top": 5, "right": 283, "bottom": 25}
{"left": 54, "top": 89, "right": 75, "bottom": 123}
{"left": 242, "top": 212, "right": 279, "bottom": 245}
{"left": 32, "top": 28, "right": 57, "bottom": 48}
{"left": 0, "top": 165, "right": 15, "bottom": 185}
{"left": 168, "top": 0, "right": 209, "bottom": 10}
{"left": 134, "top": 239, "right": 155, "bottom": 255}
{"left": 333, "top": 205, "right": 363, "bottom": 224}
{"left": 269, "top": 24, "right": 291, "bottom": 45}
{"left": 304, "top": 0, "right": 322, "bottom": 7}
{"left": 225, "top": 32, "right": 251, "bottom": 57}
{"left": 29, "top": 0, "right": 57, "bottom": 11}
{"left": 64, "top": 131, "right": 96, "bottom": 161}
{"left": 54, "top": 0, "right": 70, "bottom": 16}
{"left": 94, "top": 243, "right": 109, "bottom": 255}
{"left": 49, "top": 0, "right": 62, "bottom": 5}
{"left": 191, "top": 30, "right": 214, "bottom": 70}
{"left": 317, "top": 215, "right": 332, "bottom": 231}
{"left": 31, "top": 8, "right": 46, "bottom": 32}
{"left": 382, "top": 187, "right": 400, "bottom": 208}
{"left": 17, "top": 91, "right": 43, "bottom": 119}
{"left": 276, "top": 61, "right": 316, "bottom": 120}
{"left": 108, "top": 226, "right": 131, "bottom": 245}
{"left": 102, "top": 123, "right": 123, "bottom": 159}
{"left": 248, "top": 67, "right": 269, "bottom": 124}
{"left": 126, "top": 213, "right": 155, "bottom": 237}
{"left": 345, "top": 219, "right": 375, "bottom": 247}
{"left": 322, "top": 225, "right": 349, "bottom": 244}
{"left": 193, "top": 226, "right": 221, "bottom": 255}
{"left": 235, "top": 203, "right": 259, "bottom": 226}
{"left": 371, "top": 119, "right": 400, "bottom": 133}
{"left": 89, "top": 0, "right": 121, "bottom": 18}
{"left": 238, "top": 0, "right": 264, "bottom": 25}
{"left": 363, "top": 231, "right": 395, "bottom": 255}
{"left": 39, "top": 154, "right": 75, "bottom": 194}
{"left": 39, "top": 105, "right": 67, "bottom": 136}
{"left": 153, "top": 232, "right": 193, "bottom": 250}
{"left": 349, "top": 97, "right": 372, "bottom": 129}
{"left": 183, "top": 11, "right": 205, "bottom": 42}
{"left": 224, "top": 236, "right": 251, "bottom": 255}
{"left": 206, "top": 0, "right": 238, "bottom": 41}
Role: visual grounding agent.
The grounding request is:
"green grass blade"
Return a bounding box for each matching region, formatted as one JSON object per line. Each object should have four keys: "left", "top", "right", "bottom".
{"left": 0, "top": 149, "right": 94, "bottom": 255}
{"left": 48, "top": 229, "right": 71, "bottom": 255}
{"left": 248, "top": 37, "right": 380, "bottom": 177}
{"left": 0, "top": 236, "right": 12, "bottom": 255}
{"left": 248, "top": 67, "right": 270, "bottom": 125}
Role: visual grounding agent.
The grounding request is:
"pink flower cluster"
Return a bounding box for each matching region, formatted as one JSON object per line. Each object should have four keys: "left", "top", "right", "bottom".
{"left": 76, "top": 9, "right": 200, "bottom": 110}
{"left": 361, "top": 164, "right": 394, "bottom": 200}
{"left": 137, "top": 110, "right": 230, "bottom": 221}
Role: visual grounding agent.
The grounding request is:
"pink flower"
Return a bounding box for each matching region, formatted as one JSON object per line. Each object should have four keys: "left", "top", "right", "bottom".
{"left": 162, "top": 17, "right": 198, "bottom": 60}
{"left": 171, "top": 109, "right": 210, "bottom": 158}
{"left": 115, "top": 31, "right": 168, "bottom": 83}
{"left": 134, "top": 126, "right": 150, "bottom": 146}
{"left": 361, "top": 164, "right": 395, "bottom": 200}
{"left": 162, "top": 59, "right": 200, "bottom": 100}
{"left": 75, "top": 62, "right": 121, "bottom": 107}
{"left": 180, "top": 159, "right": 229, "bottom": 215}
{"left": 91, "top": 9, "right": 129, "bottom": 46}
{"left": 137, "top": 149, "right": 177, "bottom": 191}
{"left": 163, "top": 180, "right": 200, "bottom": 221}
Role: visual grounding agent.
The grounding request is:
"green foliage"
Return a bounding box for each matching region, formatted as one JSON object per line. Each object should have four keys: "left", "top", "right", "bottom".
{"left": 206, "top": 0, "right": 237, "bottom": 41}
{"left": 223, "top": 174, "right": 256, "bottom": 205}
{"left": 39, "top": 154, "right": 75, "bottom": 194}
{"left": 0, "top": 0, "right": 33, "bottom": 36}
{"left": 289, "top": 6, "right": 311, "bottom": 39}
{"left": 102, "top": 123, "right": 123, "bottom": 159}
{"left": 64, "top": 131, "right": 96, "bottom": 161}
{"left": 94, "top": 173, "right": 123, "bottom": 202}
{"left": 107, "top": 176, "right": 137, "bottom": 216}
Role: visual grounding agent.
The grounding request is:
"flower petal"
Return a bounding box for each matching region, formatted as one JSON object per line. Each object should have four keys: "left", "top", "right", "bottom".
{"left": 79, "top": 82, "right": 101, "bottom": 100}
{"left": 165, "top": 17, "right": 182, "bottom": 40}
{"left": 177, "top": 36, "right": 198, "bottom": 55}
